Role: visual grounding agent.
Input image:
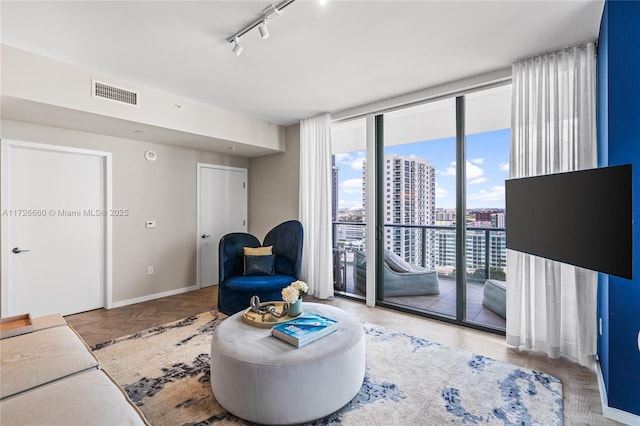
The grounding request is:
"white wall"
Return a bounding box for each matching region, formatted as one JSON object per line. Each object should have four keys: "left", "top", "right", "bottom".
{"left": 1, "top": 119, "right": 248, "bottom": 305}
{"left": 248, "top": 124, "right": 300, "bottom": 240}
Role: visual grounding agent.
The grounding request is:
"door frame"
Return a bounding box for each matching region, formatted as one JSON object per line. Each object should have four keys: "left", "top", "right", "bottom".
{"left": 1, "top": 139, "right": 113, "bottom": 315}
{"left": 196, "top": 163, "right": 248, "bottom": 289}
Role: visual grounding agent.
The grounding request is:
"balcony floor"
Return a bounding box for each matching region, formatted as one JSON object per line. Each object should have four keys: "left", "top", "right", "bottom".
{"left": 338, "top": 264, "right": 506, "bottom": 330}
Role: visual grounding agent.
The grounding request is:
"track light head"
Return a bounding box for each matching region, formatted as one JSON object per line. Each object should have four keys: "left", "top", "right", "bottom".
{"left": 261, "top": 4, "right": 281, "bottom": 20}
{"left": 232, "top": 37, "right": 243, "bottom": 56}
{"left": 258, "top": 20, "right": 269, "bottom": 39}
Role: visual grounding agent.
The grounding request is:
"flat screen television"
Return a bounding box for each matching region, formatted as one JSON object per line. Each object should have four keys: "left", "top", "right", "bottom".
{"left": 505, "top": 164, "right": 633, "bottom": 279}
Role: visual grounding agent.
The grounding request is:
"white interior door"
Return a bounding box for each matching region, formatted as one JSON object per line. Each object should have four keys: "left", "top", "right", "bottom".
{"left": 198, "top": 165, "right": 247, "bottom": 287}
{"left": 1, "top": 140, "right": 111, "bottom": 317}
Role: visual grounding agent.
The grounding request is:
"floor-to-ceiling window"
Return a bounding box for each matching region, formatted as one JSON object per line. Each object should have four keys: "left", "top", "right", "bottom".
{"left": 331, "top": 118, "right": 367, "bottom": 299}
{"left": 463, "top": 85, "right": 510, "bottom": 329}
{"left": 381, "top": 98, "right": 458, "bottom": 318}
{"left": 331, "top": 83, "right": 511, "bottom": 332}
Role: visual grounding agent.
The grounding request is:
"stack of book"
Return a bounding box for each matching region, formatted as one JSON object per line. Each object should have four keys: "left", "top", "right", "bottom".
{"left": 271, "top": 312, "right": 338, "bottom": 348}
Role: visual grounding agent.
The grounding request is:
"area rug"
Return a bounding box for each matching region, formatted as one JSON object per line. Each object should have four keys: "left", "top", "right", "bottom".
{"left": 92, "top": 311, "right": 563, "bottom": 425}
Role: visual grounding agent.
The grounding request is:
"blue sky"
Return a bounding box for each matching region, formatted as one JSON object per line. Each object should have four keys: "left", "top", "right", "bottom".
{"left": 335, "top": 128, "right": 510, "bottom": 210}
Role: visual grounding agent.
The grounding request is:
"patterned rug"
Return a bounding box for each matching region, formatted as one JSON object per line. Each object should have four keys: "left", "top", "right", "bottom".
{"left": 92, "top": 311, "right": 563, "bottom": 425}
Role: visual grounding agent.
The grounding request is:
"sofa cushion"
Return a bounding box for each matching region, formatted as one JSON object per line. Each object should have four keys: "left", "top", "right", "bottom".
{"left": 218, "top": 275, "right": 296, "bottom": 315}
{"left": 1, "top": 325, "right": 100, "bottom": 399}
{"left": 0, "top": 369, "right": 148, "bottom": 425}
{"left": 383, "top": 249, "right": 414, "bottom": 273}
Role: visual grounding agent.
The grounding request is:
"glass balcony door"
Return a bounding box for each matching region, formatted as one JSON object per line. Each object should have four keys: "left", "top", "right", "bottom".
{"left": 381, "top": 98, "right": 458, "bottom": 319}
{"left": 463, "top": 85, "right": 511, "bottom": 329}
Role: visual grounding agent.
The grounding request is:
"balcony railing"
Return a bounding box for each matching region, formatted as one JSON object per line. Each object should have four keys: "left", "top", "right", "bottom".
{"left": 332, "top": 221, "right": 507, "bottom": 285}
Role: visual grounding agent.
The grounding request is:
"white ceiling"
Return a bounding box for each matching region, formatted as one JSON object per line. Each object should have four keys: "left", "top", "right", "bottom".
{"left": 1, "top": 0, "right": 604, "bottom": 128}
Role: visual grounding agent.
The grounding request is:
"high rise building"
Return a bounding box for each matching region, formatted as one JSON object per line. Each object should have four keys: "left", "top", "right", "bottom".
{"left": 331, "top": 157, "right": 339, "bottom": 222}
{"left": 491, "top": 212, "right": 505, "bottom": 228}
{"left": 364, "top": 154, "right": 436, "bottom": 268}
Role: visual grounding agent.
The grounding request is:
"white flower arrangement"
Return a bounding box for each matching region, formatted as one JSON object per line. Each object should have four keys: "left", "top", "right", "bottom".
{"left": 281, "top": 280, "right": 308, "bottom": 303}
{"left": 291, "top": 280, "right": 308, "bottom": 295}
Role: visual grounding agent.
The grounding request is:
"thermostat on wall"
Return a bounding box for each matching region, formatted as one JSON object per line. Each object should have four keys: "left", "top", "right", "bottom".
{"left": 144, "top": 150, "right": 157, "bottom": 162}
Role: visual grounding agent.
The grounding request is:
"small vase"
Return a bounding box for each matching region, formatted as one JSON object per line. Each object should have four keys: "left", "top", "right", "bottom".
{"left": 288, "top": 299, "right": 302, "bottom": 317}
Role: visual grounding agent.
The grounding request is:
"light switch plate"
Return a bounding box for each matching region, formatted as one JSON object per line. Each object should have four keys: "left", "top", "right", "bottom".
{"left": 146, "top": 220, "right": 156, "bottom": 228}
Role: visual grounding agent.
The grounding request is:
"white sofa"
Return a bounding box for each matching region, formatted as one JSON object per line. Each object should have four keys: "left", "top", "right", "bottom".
{"left": 0, "top": 314, "right": 148, "bottom": 425}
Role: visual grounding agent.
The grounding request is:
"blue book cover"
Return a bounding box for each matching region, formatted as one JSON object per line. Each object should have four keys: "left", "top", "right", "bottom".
{"left": 271, "top": 312, "right": 338, "bottom": 348}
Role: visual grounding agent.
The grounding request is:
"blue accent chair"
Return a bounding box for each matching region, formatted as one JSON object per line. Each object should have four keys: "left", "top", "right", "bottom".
{"left": 217, "top": 220, "right": 304, "bottom": 315}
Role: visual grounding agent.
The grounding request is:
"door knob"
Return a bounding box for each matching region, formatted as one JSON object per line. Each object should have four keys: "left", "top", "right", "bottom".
{"left": 12, "top": 247, "right": 30, "bottom": 254}
{"left": 201, "top": 234, "right": 211, "bottom": 239}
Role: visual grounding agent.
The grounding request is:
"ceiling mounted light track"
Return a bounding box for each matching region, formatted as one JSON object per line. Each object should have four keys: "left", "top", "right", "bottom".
{"left": 227, "top": 0, "right": 296, "bottom": 55}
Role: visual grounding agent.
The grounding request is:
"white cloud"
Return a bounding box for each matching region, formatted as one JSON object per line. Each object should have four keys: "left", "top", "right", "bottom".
{"left": 350, "top": 157, "right": 365, "bottom": 171}
{"left": 439, "top": 160, "right": 485, "bottom": 182}
{"left": 469, "top": 158, "right": 485, "bottom": 165}
{"left": 440, "top": 161, "right": 457, "bottom": 177}
{"left": 435, "top": 183, "right": 448, "bottom": 199}
{"left": 334, "top": 153, "right": 353, "bottom": 165}
{"left": 468, "top": 186, "right": 505, "bottom": 202}
{"left": 499, "top": 162, "right": 510, "bottom": 172}
{"left": 468, "top": 177, "right": 488, "bottom": 185}
{"left": 339, "top": 199, "right": 362, "bottom": 209}
{"left": 341, "top": 178, "right": 363, "bottom": 194}
{"left": 466, "top": 161, "right": 484, "bottom": 180}
{"left": 334, "top": 152, "right": 365, "bottom": 171}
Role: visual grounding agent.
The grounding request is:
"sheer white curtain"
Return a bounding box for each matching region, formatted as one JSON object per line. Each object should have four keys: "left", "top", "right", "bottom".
{"left": 507, "top": 42, "right": 597, "bottom": 368}
{"left": 299, "top": 113, "right": 334, "bottom": 299}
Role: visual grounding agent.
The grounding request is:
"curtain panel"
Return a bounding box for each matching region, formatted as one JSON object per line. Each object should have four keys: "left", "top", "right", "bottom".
{"left": 507, "top": 42, "right": 597, "bottom": 368}
{"left": 299, "top": 113, "right": 334, "bottom": 299}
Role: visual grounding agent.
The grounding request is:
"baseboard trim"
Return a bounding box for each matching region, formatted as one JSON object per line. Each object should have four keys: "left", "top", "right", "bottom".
{"left": 596, "top": 361, "right": 640, "bottom": 425}
{"left": 111, "top": 285, "right": 200, "bottom": 309}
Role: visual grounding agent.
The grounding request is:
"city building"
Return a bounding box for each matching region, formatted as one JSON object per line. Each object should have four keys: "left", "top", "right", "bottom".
{"left": 491, "top": 212, "right": 505, "bottom": 228}
{"left": 363, "top": 154, "right": 436, "bottom": 268}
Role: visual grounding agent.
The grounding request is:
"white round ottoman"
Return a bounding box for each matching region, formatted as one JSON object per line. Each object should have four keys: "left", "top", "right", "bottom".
{"left": 210, "top": 302, "right": 365, "bottom": 425}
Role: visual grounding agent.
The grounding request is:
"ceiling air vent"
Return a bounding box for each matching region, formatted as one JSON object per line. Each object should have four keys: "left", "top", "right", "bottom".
{"left": 92, "top": 80, "right": 139, "bottom": 106}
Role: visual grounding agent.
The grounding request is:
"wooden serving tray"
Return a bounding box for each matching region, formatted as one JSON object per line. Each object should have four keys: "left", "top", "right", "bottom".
{"left": 242, "top": 301, "right": 301, "bottom": 329}
{"left": 0, "top": 313, "right": 33, "bottom": 339}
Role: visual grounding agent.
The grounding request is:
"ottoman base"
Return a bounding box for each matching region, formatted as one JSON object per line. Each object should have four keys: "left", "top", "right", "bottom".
{"left": 210, "top": 303, "right": 365, "bottom": 425}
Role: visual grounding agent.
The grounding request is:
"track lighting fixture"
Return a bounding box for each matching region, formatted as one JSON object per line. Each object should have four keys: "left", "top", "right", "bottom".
{"left": 227, "top": 0, "right": 296, "bottom": 55}
{"left": 231, "top": 36, "right": 243, "bottom": 56}
{"left": 258, "top": 20, "right": 269, "bottom": 39}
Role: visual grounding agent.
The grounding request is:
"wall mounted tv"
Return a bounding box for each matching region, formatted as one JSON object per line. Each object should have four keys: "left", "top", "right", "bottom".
{"left": 505, "top": 164, "right": 632, "bottom": 279}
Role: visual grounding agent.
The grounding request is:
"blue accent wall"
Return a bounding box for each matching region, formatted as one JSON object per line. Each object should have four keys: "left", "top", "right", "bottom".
{"left": 596, "top": 0, "right": 610, "bottom": 396}
{"left": 597, "top": 0, "right": 640, "bottom": 416}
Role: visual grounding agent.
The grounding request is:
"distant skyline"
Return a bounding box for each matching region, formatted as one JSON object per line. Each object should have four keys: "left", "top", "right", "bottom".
{"left": 334, "top": 128, "right": 510, "bottom": 210}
